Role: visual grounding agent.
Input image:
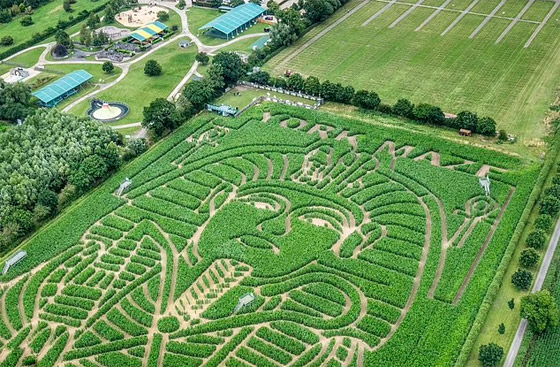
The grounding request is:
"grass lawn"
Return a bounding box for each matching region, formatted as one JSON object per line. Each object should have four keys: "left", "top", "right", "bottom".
{"left": 68, "top": 37, "right": 197, "bottom": 126}
{"left": 187, "top": 6, "right": 268, "bottom": 46}
{"left": 265, "top": 0, "right": 560, "bottom": 146}
{"left": 0, "top": 46, "right": 45, "bottom": 74}
{"left": 0, "top": 0, "right": 109, "bottom": 50}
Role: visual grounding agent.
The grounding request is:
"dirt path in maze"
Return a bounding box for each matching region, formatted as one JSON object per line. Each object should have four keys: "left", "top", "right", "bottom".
{"left": 372, "top": 196, "right": 432, "bottom": 352}
{"left": 452, "top": 187, "right": 515, "bottom": 305}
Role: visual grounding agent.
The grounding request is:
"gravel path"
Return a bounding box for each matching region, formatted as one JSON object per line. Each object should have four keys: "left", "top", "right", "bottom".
{"left": 469, "top": 0, "right": 506, "bottom": 39}
{"left": 495, "top": 0, "right": 536, "bottom": 44}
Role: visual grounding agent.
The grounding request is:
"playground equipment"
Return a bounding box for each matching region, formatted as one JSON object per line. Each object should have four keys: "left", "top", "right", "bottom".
{"left": 233, "top": 293, "right": 255, "bottom": 313}
{"left": 88, "top": 99, "right": 129, "bottom": 122}
{"left": 207, "top": 104, "right": 238, "bottom": 117}
{"left": 2, "top": 251, "right": 27, "bottom": 275}
{"left": 479, "top": 175, "right": 491, "bottom": 196}
{"left": 116, "top": 178, "right": 132, "bottom": 197}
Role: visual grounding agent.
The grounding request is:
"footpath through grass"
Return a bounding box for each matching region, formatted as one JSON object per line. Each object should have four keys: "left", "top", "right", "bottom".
{"left": 265, "top": 0, "right": 560, "bottom": 145}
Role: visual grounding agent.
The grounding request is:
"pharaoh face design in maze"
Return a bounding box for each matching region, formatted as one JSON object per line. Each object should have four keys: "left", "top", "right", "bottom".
{"left": 0, "top": 109, "right": 516, "bottom": 367}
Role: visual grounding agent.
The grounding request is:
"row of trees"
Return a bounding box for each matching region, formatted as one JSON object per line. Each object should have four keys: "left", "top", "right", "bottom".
{"left": 512, "top": 166, "right": 560, "bottom": 291}
{"left": 246, "top": 70, "right": 498, "bottom": 136}
{"left": 479, "top": 165, "right": 560, "bottom": 366}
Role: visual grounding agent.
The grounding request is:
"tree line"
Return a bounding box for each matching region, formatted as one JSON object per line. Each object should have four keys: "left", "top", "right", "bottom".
{"left": 0, "top": 108, "right": 147, "bottom": 254}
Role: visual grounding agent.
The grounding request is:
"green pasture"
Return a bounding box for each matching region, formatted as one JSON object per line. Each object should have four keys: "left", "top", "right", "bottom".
{"left": 69, "top": 37, "right": 197, "bottom": 125}
{"left": 0, "top": 0, "right": 109, "bottom": 50}
{"left": 265, "top": 0, "right": 560, "bottom": 144}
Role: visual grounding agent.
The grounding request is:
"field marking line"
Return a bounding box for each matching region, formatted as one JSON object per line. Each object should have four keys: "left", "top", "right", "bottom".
{"left": 277, "top": 0, "right": 370, "bottom": 69}
{"left": 495, "top": 0, "right": 536, "bottom": 44}
{"left": 362, "top": 0, "right": 397, "bottom": 27}
{"left": 469, "top": 0, "right": 507, "bottom": 39}
{"left": 375, "top": 0, "right": 541, "bottom": 23}
{"left": 389, "top": 0, "right": 425, "bottom": 28}
{"left": 440, "top": 0, "right": 481, "bottom": 36}
{"left": 504, "top": 205, "right": 560, "bottom": 366}
{"left": 415, "top": 0, "right": 453, "bottom": 31}
{"left": 524, "top": 0, "right": 560, "bottom": 48}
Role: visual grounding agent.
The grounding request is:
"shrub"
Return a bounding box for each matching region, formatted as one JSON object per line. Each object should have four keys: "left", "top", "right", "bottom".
{"left": 1, "top": 35, "right": 13, "bottom": 46}
{"left": 534, "top": 214, "right": 552, "bottom": 231}
{"left": 158, "top": 316, "right": 180, "bottom": 333}
{"left": 195, "top": 52, "right": 209, "bottom": 65}
{"left": 144, "top": 59, "right": 162, "bottom": 76}
{"left": 479, "top": 343, "right": 503, "bottom": 367}
{"left": 102, "top": 61, "right": 114, "bottom": 74}
{"left": 378, "top": 103, "right": 392, "bottom": 114}
{"left": 455, "top": 111, "right": 479, "bottom": 131}
{"left": 511, "top": 268, "right": 533, "bottom": 291}
{"left": 498, "top": 323, "right": 505, "bottom": 334}
{"left": 508, "top": 298, "right": 515, "bottom": 310}
{"left": 353, "top": 90, "right": 380, "bottom": 110}
{"left": 498, "top": 129, "right": 508, "bottom": 141}
{"left": 544, "top": 184, "right": 560, "bottom": 200}
{"left": 157, "top": 10, "right": 169, "bottom": 21}
{"left": 540, "top": 196, "right": 560, "bottom": 216}
{"left": 413, "top": 103, "right": 444, "bottom": 125}
{"left": 526, "top": 229, "right": 546, "bottom": 249}
{"left": 519, "top": 248, "right": 539, "bottom": 268}
{"left": 392, "top": 98, "right": 414, "bottom": 118}
{"left": 477, "top": 116, "right": 497, "bottom": 136}
{"left": 20, "top": 16, "right": 33, "bottom": 26}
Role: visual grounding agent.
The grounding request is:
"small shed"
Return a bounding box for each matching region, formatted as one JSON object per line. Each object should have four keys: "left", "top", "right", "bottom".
{"left": 459, "top": 128, "right": 472, "bottom": 136}
{"left": 2, "top": 251, "right": 27, "bottom": 275}
{"left": 233, "top": 293, "right": 255, "bottom": 313}
{"left": 179, "top": 41, "right": 191, "bottom": 48}
{"left": 479, "top": 175, "right": 491, "bottom": 196}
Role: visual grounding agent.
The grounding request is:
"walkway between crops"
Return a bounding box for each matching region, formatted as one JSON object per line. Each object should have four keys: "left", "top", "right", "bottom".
{"left": 504, "top": 212, "right": 560, "bottom": 367}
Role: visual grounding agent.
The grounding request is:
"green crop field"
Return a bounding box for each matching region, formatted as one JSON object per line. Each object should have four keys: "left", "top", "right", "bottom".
{"left": 0, "top": 104, "right": 540, "bottom": 366}
{"left": 265, "top": 0, "right": 560, "bottom": 144}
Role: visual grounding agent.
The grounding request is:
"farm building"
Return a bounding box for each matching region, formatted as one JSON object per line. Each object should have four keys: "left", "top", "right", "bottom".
{"left": 199, "top": 3, "right": 266, "bottom": 39}
{"left": 129, "top": 21, "right": 169, "bottom": 44}
{"left": 32, "top": 70, "right": 93, "bottom": 107}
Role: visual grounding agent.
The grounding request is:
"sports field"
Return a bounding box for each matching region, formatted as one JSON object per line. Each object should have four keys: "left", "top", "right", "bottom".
{"left": 265, "top": 0, "right": 560, "bottom": 143}
{"left": 0, "top": 104, "right": 539, "bottom": 367}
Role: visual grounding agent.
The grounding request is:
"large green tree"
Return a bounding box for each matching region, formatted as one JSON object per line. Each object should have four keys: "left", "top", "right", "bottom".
{"left": 212, "top": 52, "right": 245, "bottom": 86}
{"left": 142, "top": 98, "right": 180, "bottom": 138}
{"left": 521, "top": 290, "right": 559, "bottom": 334}
{"left": 0, "top": 81, "right": 36, "bottom": 122}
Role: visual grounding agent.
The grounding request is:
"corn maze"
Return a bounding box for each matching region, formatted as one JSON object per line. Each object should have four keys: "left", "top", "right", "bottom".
{"left": 0, "top": 104, "right": 538, "bottom": 367}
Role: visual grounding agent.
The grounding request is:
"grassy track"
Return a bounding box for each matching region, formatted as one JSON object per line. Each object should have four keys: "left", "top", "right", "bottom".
{"left": 0, "top": 46, "right": 45, "bottom": 74}
{"left": 265, "top": 0, "right": 560, "bottom": 144}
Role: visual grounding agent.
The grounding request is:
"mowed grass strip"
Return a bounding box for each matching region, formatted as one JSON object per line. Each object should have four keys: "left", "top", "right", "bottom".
{"left": 265, "top": 0, "right": 560, "bottom": 142}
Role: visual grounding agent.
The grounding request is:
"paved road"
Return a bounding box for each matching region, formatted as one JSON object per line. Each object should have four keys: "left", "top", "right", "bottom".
{"left": 504, "top": 212, "right": 560, "bottom": 367}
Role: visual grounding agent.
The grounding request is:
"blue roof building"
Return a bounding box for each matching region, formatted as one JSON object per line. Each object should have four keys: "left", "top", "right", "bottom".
{"left": 199, "top": 3, "right": 266, "bottom": 39}
{"left": 32, "top": 70, "right": 93, "bottom": 107}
